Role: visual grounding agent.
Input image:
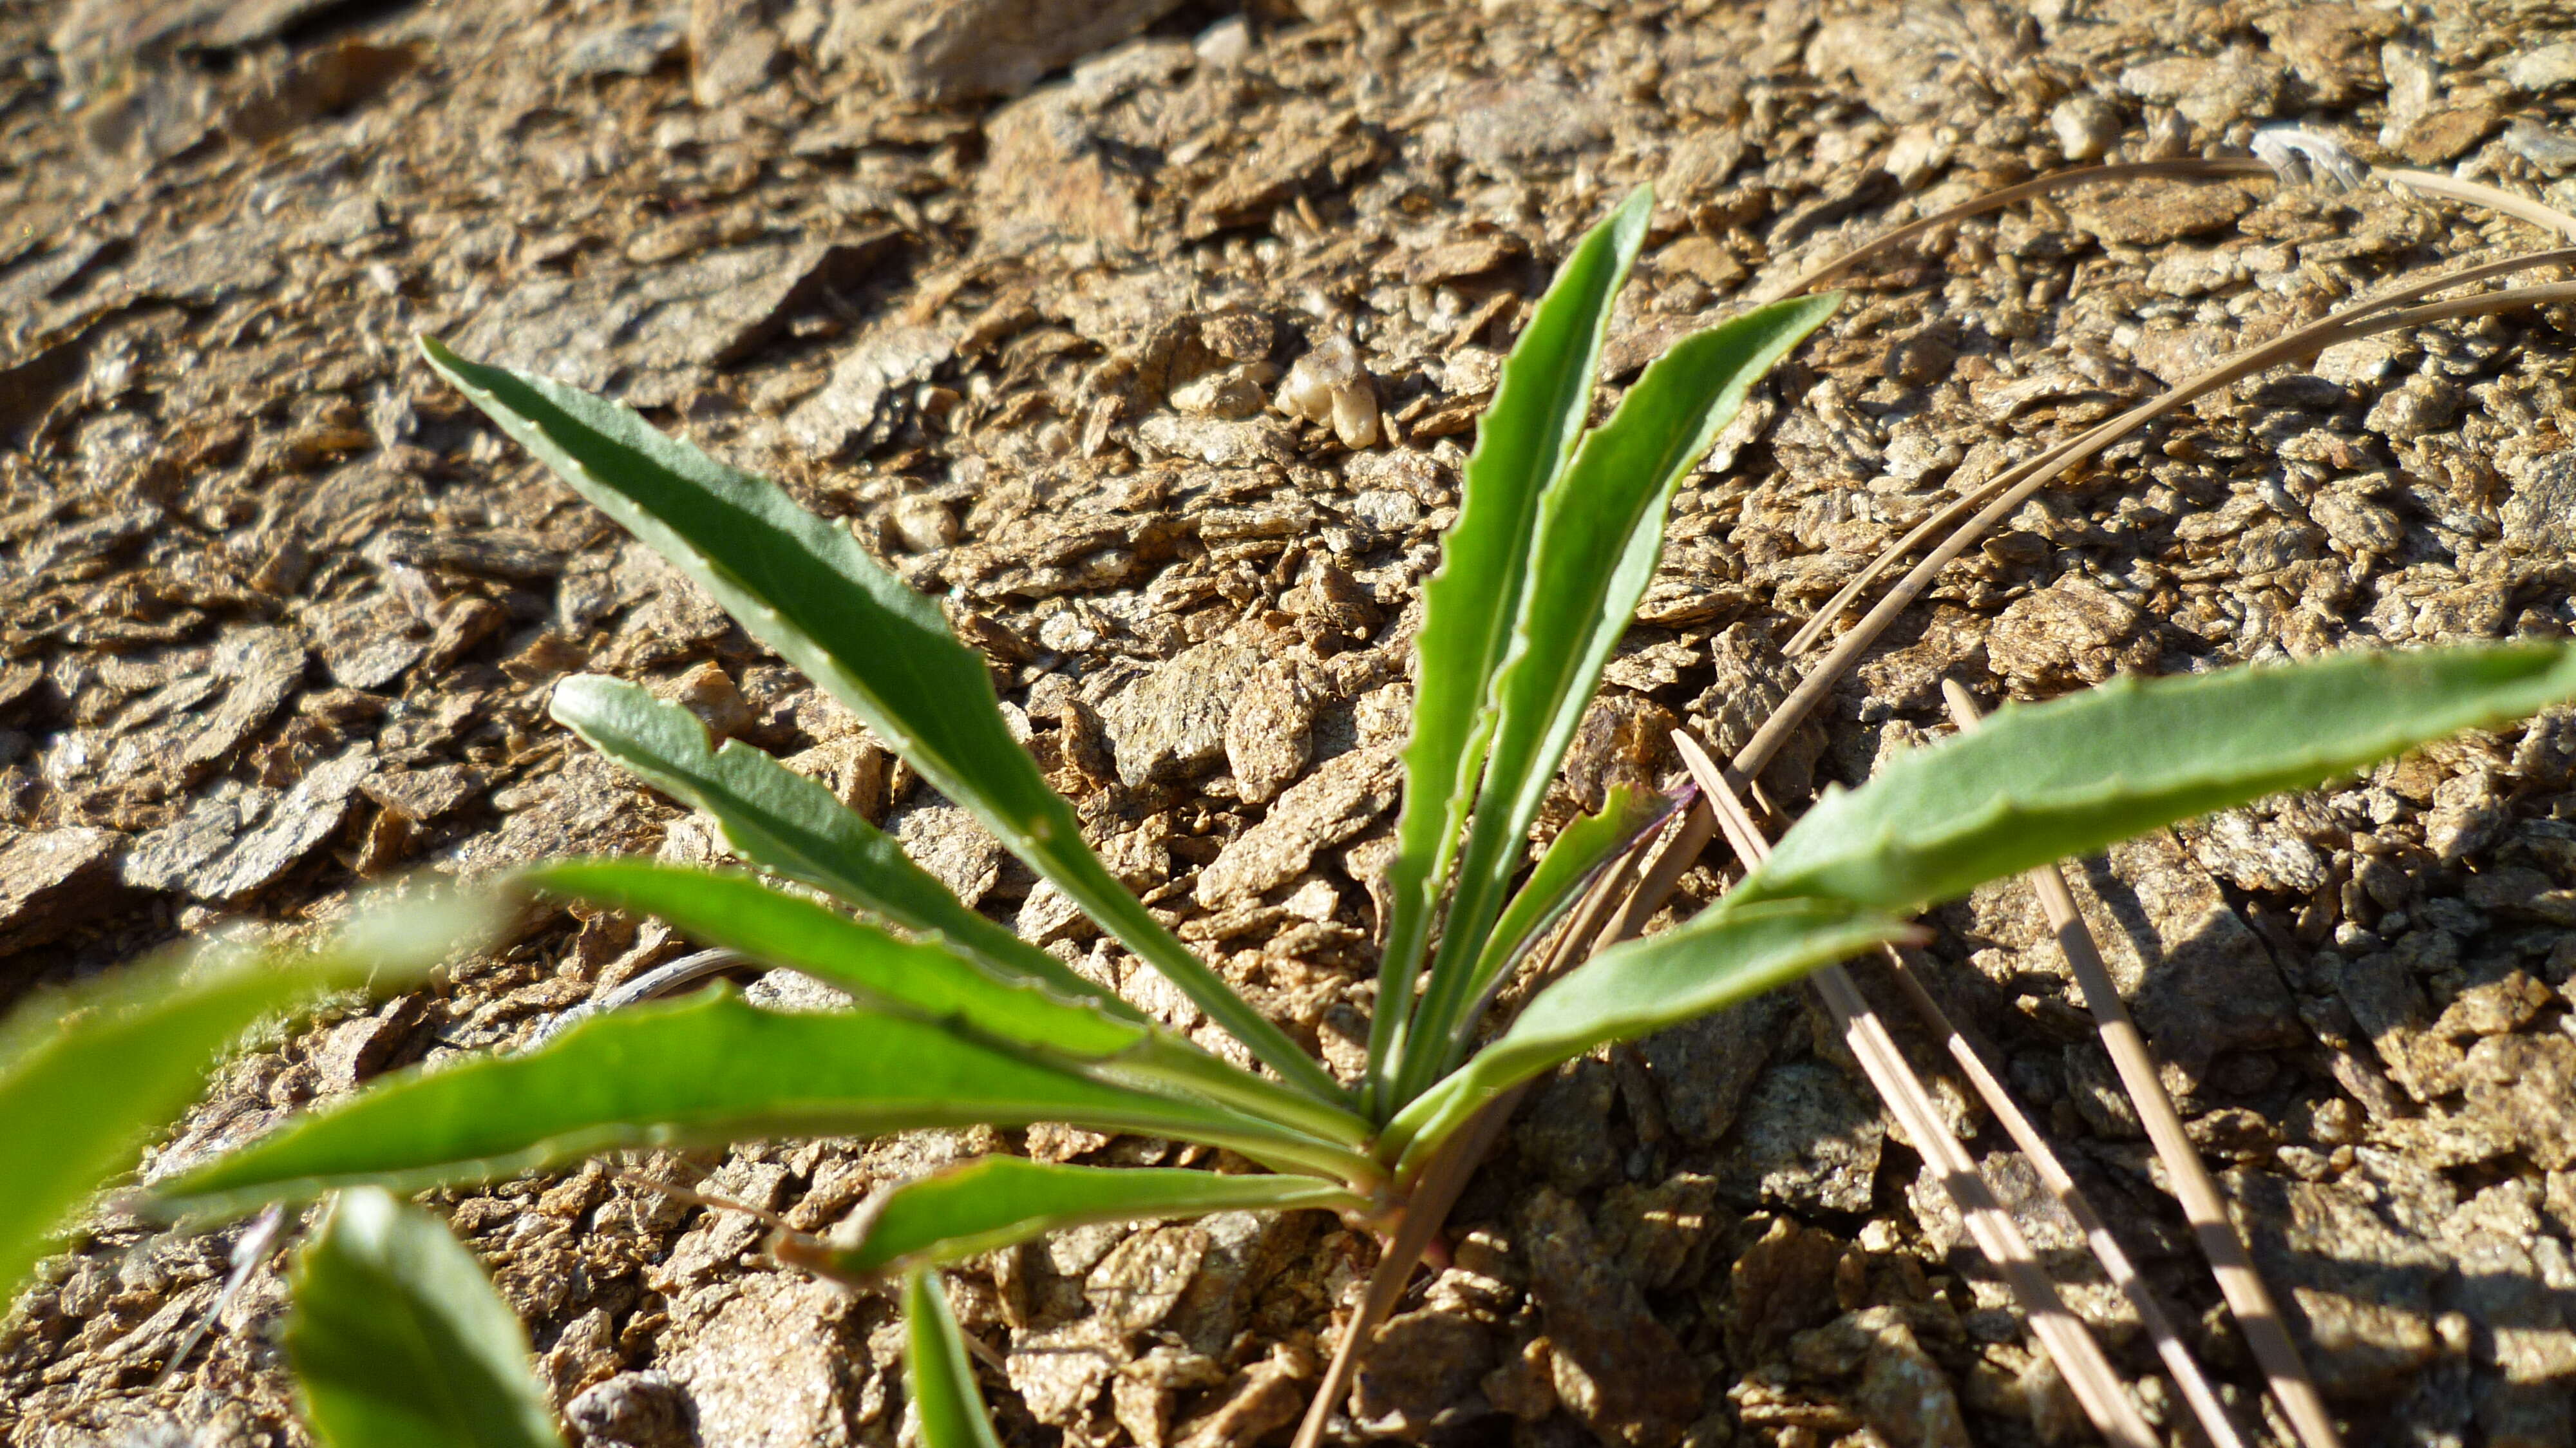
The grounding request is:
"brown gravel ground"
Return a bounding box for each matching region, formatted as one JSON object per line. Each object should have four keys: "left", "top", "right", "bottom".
{"left": 8, "top": 0, "right": 2576, "bottom": 1445}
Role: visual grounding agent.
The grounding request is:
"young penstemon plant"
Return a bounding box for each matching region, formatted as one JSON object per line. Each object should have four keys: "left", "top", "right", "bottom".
{"left": 130, "top": 185, "right": 2576, "bottom": 1442}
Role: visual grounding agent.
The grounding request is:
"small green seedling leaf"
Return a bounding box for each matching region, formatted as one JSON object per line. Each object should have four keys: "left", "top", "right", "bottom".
{"left": 1371, "top": 186, "right": 1656, "bottom": 1107}
{"left": 904, "top": 1269, "right": 1006, "bottom": 1448}
{"left": 550, "top": 674, "right": 1122, "bottom": 1013}
{"left": 792, "top": 1157, "right": 1364, "bottom": 1278}
{"left": 1385, "top": 898, "right": 1910, "bottom": 1179}
{"left": 1743, "top": 641, "right": 2576, "bottom": 912}
{"left": 0, "top": 888, "right": 489, "bottom": 1302}
{"left": 519, "top": 861, "right": 1368, "bottom": 1147}
{"left": 1446, "top": 783, "right": 1670, "bottom": 1039}
{"left": 286, "top": 1186, "right": 564, "bottom": 1448}
{"left": 1399, "top": 295, "right": 1841, "bottom": 1101}
{"left": 0, "top": 955, "right": 322, "bottom": 1304}
{"left": 524, "top": 860, "right": 1148, "bottom": 1056}
{"left": 422, "top": 340, "right": 1334, "bottom": 1105}
{"left": 157, "top": 991, "right": 1376, "bottom": 1219}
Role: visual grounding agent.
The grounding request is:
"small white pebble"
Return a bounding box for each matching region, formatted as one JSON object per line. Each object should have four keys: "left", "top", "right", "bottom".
{"left": 2050, "top": 93, "right": 2121, "bottom": 163}
{"left": 1275, "top": 333, "right": 1379, "bottom": 449}
{"left": 1194, "top": 14, "right": 1251, "bottom": 66}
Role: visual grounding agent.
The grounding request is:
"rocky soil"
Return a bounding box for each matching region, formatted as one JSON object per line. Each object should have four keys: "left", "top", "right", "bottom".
{"left": 7, "top": 0, "right": 2576, "bottom": 1445}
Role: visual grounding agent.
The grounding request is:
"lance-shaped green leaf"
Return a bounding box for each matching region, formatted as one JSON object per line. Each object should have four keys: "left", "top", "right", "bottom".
{"left": 527, "top": 859, "right": 1142, "bottom": 1049}
{"left": 549, "top": 674, "right": 1122, "bottom": 1013}
{"left": 519, "top": 860, "right": 1368, "bottom": 1147}
{"left": 1369, "top": 187, "right": 1655, "bottom": 1109}
{"left": 1740, "top": 641, "right": 2576, "bottom": 913}
{"left": 1386, "top": 898, "right": 1908, "bottom": 1179}
{"left": 791, "top": 1158, "right": 1365, "bottom": 1279}
{"left": 286, "top": 1186, "right": 564, "bottom": 1448}
{"left": 2, "top": 955, "right": 322, "bottom": 1305}
{"left": 1440, "top": 783, "right": 1671, "bottom": 1045}
{"left": 904, "top": 1270, "right": 1006, "bottom": 1448}
{"left": 421, "top": 339, "right": 1339, "bottom": 1106}
{"left": 1396, "top": 294, "right": 1841, "bottom": 1106}
{"left": 0, "top": 889, "right": 491, "bottom": 1304}
{"left": 158, "top": 991, "right": 1379, "bottom": 1220}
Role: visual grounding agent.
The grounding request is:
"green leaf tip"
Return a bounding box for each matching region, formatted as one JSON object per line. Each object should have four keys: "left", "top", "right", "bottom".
{"left": 1370, "top": 182, "right": 1658, "bottom": 1109}
{"left": 1394, "top": 289, "right": 1843, "bottom": 1103}
{"left": 542, "top": 673, "right": 1124, "bottom": 1013}
{"left": 420, "top": 338, "right": 1341, "bottom": 1105}
{"left": 288, "top": 1186, "right": 564, "bottom": 1448}
{"left": 904, "top": 1269, "right": 1007, "bottom": 1448}
{"left": 0, "top": 883, "right": 499, "bottom": 1300}
{"left": 513, "top": 859, "right": 1151, "bottom": 1059}
{"left": 1747, "top": 640, "right": 2576, "bottom": 912}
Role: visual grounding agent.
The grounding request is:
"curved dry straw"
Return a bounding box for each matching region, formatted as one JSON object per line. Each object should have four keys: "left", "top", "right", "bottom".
{"left": 1572, "top": 151, "right": 2576, "bottom": 1448}
{"left": 1781, "top": 245, "right": 2576, "bottom": 662}
{"left": 1716, "top": 149, "right": 2576, "bottom": 1448}
{"left": 1677, "top": 734, "right": 2164, "bottom": 1448}
{"left": 1942, "top": 681, "right": 2316, "bottom": 1448}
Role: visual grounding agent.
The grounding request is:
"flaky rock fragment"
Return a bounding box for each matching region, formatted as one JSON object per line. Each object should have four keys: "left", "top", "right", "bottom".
{"left": 565, "top": 1370, "right": 695, "bottom": 1448}
{"left": 786, "top": 322, "right": 955, "bottom": 460}
{"left": 1638, "top": 990, "right": 1797, "bottom": 1147}
{"left": 1693, "top": 624, "right": 1826, "bottom": 801}
{"left": 2188, "top": 808, "right": 2328, "bottom": 893}
{"left": 453, "top": 752, "right": 667, "bottom": 873}
{"left": 1101, "top": 631, "right": 1272, "bottom": 789}
{"left": 1481, "top": 1338, "right": 1557, "bottom": 1422}
{"left": 1517, "top": 1058, "right": 1620, "bottom": 1193}
{"left": 2462, "top": 1034, "right": 2576, "bottom": 1170}
{"left": 1009, "top": 1224, "right": 1212, "bottom": 1427}
{"left": 1112, "top": 1344, "right": 1226, "bottom": 1448}
{"left": 1224, "top": 660, "right": 1318, "bottom": 806}
{"left": 44, "top": 626, "right": 307, "bottom": 804}
{"left": 0, "top": 826, "right": 128, "bottom": 957}
{"left": 652, "top": 662, "right": 753, "bottom": 743}
{"left": 1519, "top": 1188, "right": 1700, "bottom": 1448}
{"left": 1550, "top": 693, "right": 1676, "bottom": 820}
{"left": 1983, "top": 576, "right": 2156, "bottom": 690}
{"left": 2067, "top": 178, "right": 2258, "bottom": 244}
{"left": 1166, "top": 1211, "right": 1313, "bottom": 1357}
{"left": 1714, "top": 1060, "right": 1886, "bottom": 1214}
{"left": 1275, "top": 333, "right": 1379, "bottom": 450}
{"left": 52, "top": 0, "right": 348, "bottom": 83}
{"left": 1194, "top": 744, "right": 1400, "bottom": 908}
{"left": 121, "top": 747, "right": 377, "bottom": 901}
{"left": 2049, "top": 93, "right": 2120, "bottom": 162}
{"left": 1174, "top": 1343, "right": 1311, "bottom": 1448}
{"left": 562, "top": 20, "right": 683, "bottom": 79}
{"left": 889, "top": 803, "right": 1005, "bottom": 908}
{"left": 820, "top": 0, "right": 1188, "bottom": 101}
{"left": 784, "top": 734, "right": 891, "bottom": 822}
{"left": 2505, "top": 450, "right": 2576, "bottom": 556}
{"left": 308, "top": 1000, "right": 423, "bottom": 1092}
{"left": 1805, "top": 7, "right": 2026, "bottom": 126}
{"left": 660, "top": 1275, "right": 873, "bottom": 1448}
{"left": 1726, "top": 1217, "right": 1845, "bottom": 1362}
{"left": 1790, "top": 1308, "right": 1974, "bottom": 1448}
{"left": 1352, "top": 1308, "right": 1496, "bottom": 1439}
{"left": 2226, "top": 1170, "right": 2446, "bottom": 1398}
{"left": 1594, "top": 1174, "right": 1719, "bottom": 1293}
{"left": 688, "top": 0, "right": 783, "bottom": 106}
{"left": 455, "top": 240, "right": 891, "bottom": 410}
{"left": 2506, "top": 42, "right": 2576, "bottom": 93}
{"left": 1955, "top": 831, "right": 2297, "bottom": 1080}
{"left": 1168, "top": 368, "right": 1271, "bottom": 420}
